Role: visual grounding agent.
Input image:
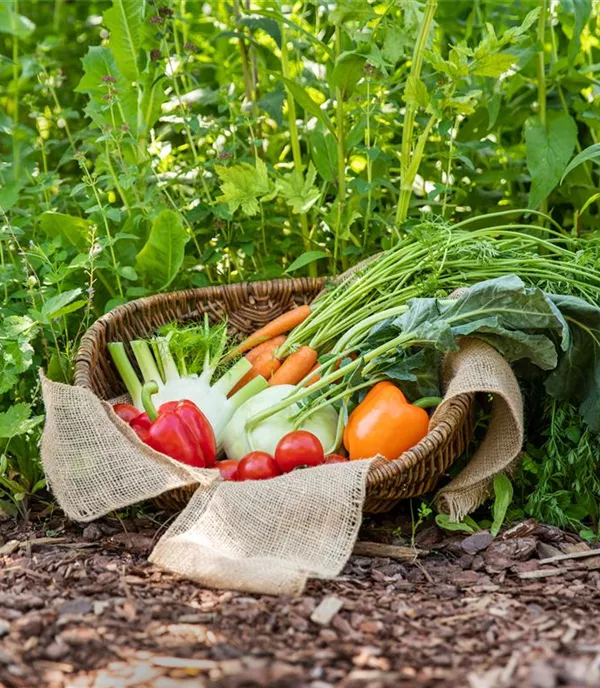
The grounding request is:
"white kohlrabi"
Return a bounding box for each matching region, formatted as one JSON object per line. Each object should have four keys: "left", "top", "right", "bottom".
{"left": 223, "top": 385, "right": 339, "bottom": 461}
{"left": 108, "top": 319, "right": 267, "bottom": 451}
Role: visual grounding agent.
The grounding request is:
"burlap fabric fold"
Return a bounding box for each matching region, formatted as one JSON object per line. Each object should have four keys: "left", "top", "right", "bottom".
{"left": 40, "top": 338, "right": 523, "bottom": 595}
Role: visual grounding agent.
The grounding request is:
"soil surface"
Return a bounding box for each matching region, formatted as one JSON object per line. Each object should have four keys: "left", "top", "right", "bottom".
{"left": 0, "top": 513, "right": 599, "bottom": 688}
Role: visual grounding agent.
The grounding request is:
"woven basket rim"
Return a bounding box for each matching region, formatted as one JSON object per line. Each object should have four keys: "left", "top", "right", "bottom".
{"left": 73, "top": 279, "right": 474, "bottom": 496}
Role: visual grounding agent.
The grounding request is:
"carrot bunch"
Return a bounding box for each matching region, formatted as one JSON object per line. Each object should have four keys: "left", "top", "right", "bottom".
{"left": 226, "top": 305, "right": 320, "bottom": 394}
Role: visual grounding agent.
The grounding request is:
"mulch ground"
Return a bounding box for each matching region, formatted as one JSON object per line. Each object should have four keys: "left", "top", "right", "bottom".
{"left": 0, "top": 512, "right": 599, "bottom": 688}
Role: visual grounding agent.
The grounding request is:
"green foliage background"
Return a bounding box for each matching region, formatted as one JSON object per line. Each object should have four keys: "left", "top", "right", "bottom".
{"left": 0, "top": 0, "right": 599, "bottom": 522}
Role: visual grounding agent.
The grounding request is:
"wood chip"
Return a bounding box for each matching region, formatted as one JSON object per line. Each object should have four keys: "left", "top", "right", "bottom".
{"left": 517, "top": 568, "right": 569, "bottom": 579}
{"left": 310, "top": 596, "right": 344, "bottom": 626}
{"left": 561, "top": 542, "right": 591, "bottom": 554}
{"left": 352, "top": 541, "right": 423, "bottom": 560}
{"left": 21, "top": 537, "right": 68, "bottom": 548}
{"left": 151, "top": 656, "right": 217, "bottom": 670}
{"left": 0, "top": 540, "right": 20, "bottom": 556}
{"left": 536, "top": 542, "right": 563, "bottom": 560}
{"left": 538, "top": 549, "right": 600, "bottom": 565}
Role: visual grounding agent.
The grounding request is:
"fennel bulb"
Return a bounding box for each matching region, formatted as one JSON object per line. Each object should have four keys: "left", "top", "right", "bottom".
{"left": 223, "top": 385, "right": 339, "bottom": 460}
{"left": 108, "top": 318, "right": 267, "bottom": 451}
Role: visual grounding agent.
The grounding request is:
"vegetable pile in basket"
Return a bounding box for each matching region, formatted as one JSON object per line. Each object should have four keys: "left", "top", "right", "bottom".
{"left": 108, "top": 217, "right": 600, "bottom": 494}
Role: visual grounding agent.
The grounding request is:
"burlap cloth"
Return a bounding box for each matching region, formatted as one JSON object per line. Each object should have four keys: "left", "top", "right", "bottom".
{"left": 40, "top": 338, "right": 523, "bottom": 595}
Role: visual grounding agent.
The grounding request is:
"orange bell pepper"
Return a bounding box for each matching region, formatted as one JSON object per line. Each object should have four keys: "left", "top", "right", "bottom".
{"left": 343, "top": 381, "right": 430, "bottom": 461}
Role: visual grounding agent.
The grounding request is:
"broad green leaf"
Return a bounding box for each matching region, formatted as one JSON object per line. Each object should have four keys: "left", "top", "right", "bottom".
{"left": 361, "top": 276, "right": 568, "bottom": 385}
{"left": 0, "top": 316, "right": 38, "bottom": 394}
{"left": 103, "top": 0, "right": 144, "bottom": 83}
{"left": 40, "top": 212, "right": 91, "bottom": 250}
{"left": 558, "top": 0, "right": 592, "bottom": 69}
{"left": 0, "top": 3, "right": 35, "bottom": 38}
{"left": 0, "top": 404, "right": 43, "bottom": 439}
{"left": 330, "top": 0, "right": 378, "bottom": 24}
{"left": 490, "top": 474, "right": 514, "bottom": 537}
{"left": 560, "top": 143, "right": 600, "bottom": 183}
{"left": 119, "top": 265, "right": 138, "bottom": 281}
{"left": 215, "top": 158, "right": 276, "bottom": 216}
{"left": 0, "top": 180, "right": 24, "bottom": 213}
{"left": 136, "top": 210, "right": 188, "bottom": 289}
{"left": 503, "top": 7, "right": 541, "bottom": 42}
{"left": 282, "top": 78, "right": 334, "bottom": 134}
{"left": 75, "top": 46, "right": 138, "bottom": 132}
{"left": 382, "top": 26, "right": 406, "bottom": 64}
{"left": 471, "top": 53, "right": 516, "bottom": 78}
{"left": 257, "top": 89, "right": 285, "bottom": 127}
{"left": 140, "top": 66, "right": 166, "bottom": 134}
{"left": 330, "top": 52, "right": 366, "bottom": 100}
{"left": 46, "top": 351, "right": 73, "bottom": 384}
{"left": 311, "top": 131, "right": 338, "bottom": 184}
{"left": 239, "top": 16, "right": 281, "bottom": 47}
{"left": 285, "top": 250, "right": 330, "bottom": 274}
{"left": 435, "top": 514, "right": 478, "bottom": 534}
{"left": 525, "top": 113, "right": 577, "bottom": 209}
{"left": 277, "top": 163, "right": 320, "bottom": 214}
{"left": 545, "top": 294, "right": 600, "bottom": 432}
{"left": 403, "top": 75, "right": 429, "bottom": 108}
{"left": 41, "top": 289, "right": 83, "bottom": 320}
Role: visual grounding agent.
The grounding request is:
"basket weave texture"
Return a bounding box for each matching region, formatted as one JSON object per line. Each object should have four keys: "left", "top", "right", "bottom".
{"left": 74, "top": 278, "right": 475, "bottom": 513}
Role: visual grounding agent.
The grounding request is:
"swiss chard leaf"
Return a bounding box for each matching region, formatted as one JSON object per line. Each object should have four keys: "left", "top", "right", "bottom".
{"left": 545, "top": 294, "right": 600, "bottom": 432}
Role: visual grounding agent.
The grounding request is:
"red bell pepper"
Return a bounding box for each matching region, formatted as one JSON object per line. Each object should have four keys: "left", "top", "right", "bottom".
{"left": 141, "top": 381, "right": 217, "bottom": 468}
{"left": 113, "top": 403, "right": 141, "bottom": 425}
{"left": 130, "top": 412, "right": 152, "bottom": 442}
{"left": 112, "top": 404, "right": 152, "bottom": 442}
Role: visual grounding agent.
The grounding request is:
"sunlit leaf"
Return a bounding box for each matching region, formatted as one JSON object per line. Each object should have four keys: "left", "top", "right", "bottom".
{"left": 282, "top": 78, "right": 334, "bottom": 134}
{"left": 525, "top": 113, "right": 577, "bottom": 209}
{"left": 561, "top": 143, "right": 600, "bottom": 183}
{"left": 103, "top": 0, "right": 144, "bottom": 83}
{"left": 136, "top": 210, "right": 188, "bottom": 289}
{"left": 40, "top": 212, "right": 91, "bottom": 250}
{"left": 0, "top": 3, "right": 35, "bottom": 38}
{"left": 215, "top": 158, "right": 276, "bottom": 216}
{"left": 285, "top": 250, "right": 330, "bottom": 274}
{"left": 0, "top": 404, "right": 43, "bottom": 440}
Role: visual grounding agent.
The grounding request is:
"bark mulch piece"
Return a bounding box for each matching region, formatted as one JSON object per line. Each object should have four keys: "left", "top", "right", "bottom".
{"left": 0, "top": 515, "right": 599, "bottom": 688}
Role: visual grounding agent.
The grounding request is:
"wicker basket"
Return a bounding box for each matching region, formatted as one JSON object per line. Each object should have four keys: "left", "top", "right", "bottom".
{"left": 74, "top": 278, "right": 476, "bottom": 513}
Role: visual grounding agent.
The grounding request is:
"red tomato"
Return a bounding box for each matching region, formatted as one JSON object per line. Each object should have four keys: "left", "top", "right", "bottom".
{"left": 324, "top": 453, "right": 348, "bottom": 464}
{"left": 237, "top": 452, "right": 281, "bottom": 481}
{"left": 218, "top": 459, "right": 239, "bottom": 481}
{"left": 274, "top": 431, "right": 324, "bottom": 473}
{"left": 113, "top": 403, "right": 141, "bottom": 424}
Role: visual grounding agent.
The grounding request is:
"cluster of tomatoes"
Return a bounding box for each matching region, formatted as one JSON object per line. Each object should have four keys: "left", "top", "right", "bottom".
{"left": 217, "top": 430, "right": 347, "bottom": 481}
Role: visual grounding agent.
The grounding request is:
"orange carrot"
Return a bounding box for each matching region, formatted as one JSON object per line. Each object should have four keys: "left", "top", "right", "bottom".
{"left": 245, "top": 335, "right": 286, "bottom": 364}
{"left": 269, "top": 346, "right": 318, "bottom": 386}
{"left": 228, "top": 350, "right": 282, "bottom": 397}
{"left": 227, "top": 305, "right": 311, "bottom": 359}
{"left": 304, "top": 363, "right": 321, "bottom": 387}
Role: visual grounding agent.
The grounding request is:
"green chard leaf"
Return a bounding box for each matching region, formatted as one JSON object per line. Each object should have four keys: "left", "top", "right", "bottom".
{"left": 545, "top": 294, "right": 600, "bottom": 432}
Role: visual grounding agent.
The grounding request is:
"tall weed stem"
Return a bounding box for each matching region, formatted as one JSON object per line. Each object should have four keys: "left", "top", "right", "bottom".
{"left": 394, "top": 0, "right": 438, "bottom": 232}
